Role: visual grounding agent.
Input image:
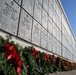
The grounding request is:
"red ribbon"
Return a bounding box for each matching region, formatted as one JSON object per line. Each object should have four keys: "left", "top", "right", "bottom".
{"left": 63, "top": 64, "right": 68, "bottom": 70}
{"left": 32, "top": 48, "right": 39, "bottom": 60}
{"left": 4, "top": 44, "right": 22, "bottom": 75}
{"left": 44, "top": 53, "right": 50, "bottom": 62}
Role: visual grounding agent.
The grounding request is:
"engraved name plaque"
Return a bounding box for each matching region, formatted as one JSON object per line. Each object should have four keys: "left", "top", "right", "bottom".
{"left": 22, "top": 0, "right": 34, "bottom": 16}
{"left": 47, "top": 32, "right": 52, "bottom": 51}
{"left": 0, "top": 0, "right": 20, "bottom": 35}
{"left": 18, "top": 9, "right": 32, "bottom": 42}
{"left": 32, "top": 20, "right": 41, "bottom": 46}
{"left": 34, "top": 0, "right": 42, "bottom": 24}
{"left": 48, "top": 17, "right": 52, "bottom": 34}
{"left": 42, "top": 9, "right": 48, "bottom": 29}
{"left": 41, "top": 27, "right": 47, "bottom": 49}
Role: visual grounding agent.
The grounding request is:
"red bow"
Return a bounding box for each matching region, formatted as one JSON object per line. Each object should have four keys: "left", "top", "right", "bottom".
{"left": 63, "top": 64, "right": 68, "bottom": 70}
{"left": 32, "top": 48, "right": 39, "bottom": 60}
{"left": 4, "top": 44, "right": 22, "bottom": 75}
{"left": 44, "top": 53, "right": 50, "bottom": 62}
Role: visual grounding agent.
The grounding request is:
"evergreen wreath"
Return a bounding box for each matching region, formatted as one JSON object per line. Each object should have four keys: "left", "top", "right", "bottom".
{"left": 0, "top": 35, "right": 76, "bottom": 75}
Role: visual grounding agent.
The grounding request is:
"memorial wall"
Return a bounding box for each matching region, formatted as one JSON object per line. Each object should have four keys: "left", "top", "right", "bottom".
{"left": 0, "top": 0, "right": 76, "bottom": 62}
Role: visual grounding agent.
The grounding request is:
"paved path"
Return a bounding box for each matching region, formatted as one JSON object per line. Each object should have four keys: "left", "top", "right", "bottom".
{"left": 51, "top": 70, "right": 76, "bottom": 75}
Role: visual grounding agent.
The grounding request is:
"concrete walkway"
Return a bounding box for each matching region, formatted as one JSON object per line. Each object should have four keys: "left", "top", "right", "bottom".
{"left": 51, "top": 70, "right": 76, "bottom": 75}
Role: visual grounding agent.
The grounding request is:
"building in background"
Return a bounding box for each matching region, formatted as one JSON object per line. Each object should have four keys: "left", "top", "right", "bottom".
{"left": 0, "top": 0, "right": 76, "bottom": 62}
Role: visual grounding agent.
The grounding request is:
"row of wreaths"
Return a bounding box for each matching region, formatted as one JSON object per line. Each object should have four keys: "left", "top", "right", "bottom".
{"left": 0, "top": 35, "right": 76, "bottom": 75}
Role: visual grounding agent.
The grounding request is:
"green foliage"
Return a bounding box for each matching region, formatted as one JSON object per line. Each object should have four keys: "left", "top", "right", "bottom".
{"left": 37, "top": 52, "right": 50, "bottom": 74}
{"left": 0, "top": 35, "right": 76, "bottom": 75}
{"left": 23, "top": 47, "right": 41, "bottom": 75}
{"left": 0, "top": 35, "right": 24, "bottom": 75}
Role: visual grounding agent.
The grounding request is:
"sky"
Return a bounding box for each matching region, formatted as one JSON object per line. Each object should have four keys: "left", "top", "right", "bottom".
{"left": 60, "top": 0, "right": 76, "bottom": 38}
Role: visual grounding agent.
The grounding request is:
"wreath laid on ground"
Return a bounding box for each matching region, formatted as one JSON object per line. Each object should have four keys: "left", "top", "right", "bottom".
{"left": 0, "top": 35, "right": 76, "bottom": 75}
